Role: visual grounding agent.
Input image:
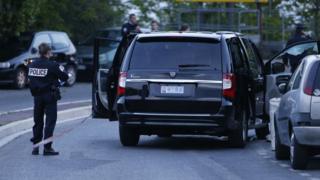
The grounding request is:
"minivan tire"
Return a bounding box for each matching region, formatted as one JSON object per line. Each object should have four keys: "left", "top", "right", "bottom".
{"left": 13, "top": 67, "right": 27, "bottom": 89}
{"left": 274, "top": 121, "right": 290, "bottom": 160}
{"left": 228, "top": 109, "right": 248, "bottom": 148}
{"left": 119, "top": 124, "right": 140, "bottom": 146}
{"left": 290, "top": 133, "right": 308, "bottom": 170}
{"left": 255, "top": 125, "right": 269, "bottom": 140}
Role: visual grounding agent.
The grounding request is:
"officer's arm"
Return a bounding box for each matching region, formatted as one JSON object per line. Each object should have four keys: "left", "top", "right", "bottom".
{"left": 53, "top": 64, "right": 69, "bottom": 81}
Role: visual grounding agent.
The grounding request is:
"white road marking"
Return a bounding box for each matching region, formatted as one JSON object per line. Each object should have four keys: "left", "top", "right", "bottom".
{"left": 299, "top": 173, "right": 311, "bottom": 177}
{"left": 279, "top": 163, "right": 290, "bottom": 168}
{"left": 0, "top": 99, "right": 90, "bottom": 116}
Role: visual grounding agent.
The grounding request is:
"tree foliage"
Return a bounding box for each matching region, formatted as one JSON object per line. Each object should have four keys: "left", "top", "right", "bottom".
{"left": 0, "top": 0, "right": 125, "bottom": 43}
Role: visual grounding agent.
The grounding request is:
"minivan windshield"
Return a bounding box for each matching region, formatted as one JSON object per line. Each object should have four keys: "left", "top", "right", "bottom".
{"left": 129, "top": 38, "right": 221, "bottom": 70}
{"left": 0, "top": 34, "right": 33, "bottom": 62}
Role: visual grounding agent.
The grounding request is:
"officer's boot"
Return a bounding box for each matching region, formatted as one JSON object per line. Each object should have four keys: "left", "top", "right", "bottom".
{"left": 32, "top": 147, "right": 39, "bottom": 155}
{"left": 43, "top": 147, "right": 59, "bottom": 156}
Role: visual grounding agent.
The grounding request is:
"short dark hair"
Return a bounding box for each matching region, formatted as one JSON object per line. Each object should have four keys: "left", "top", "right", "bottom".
{"left": 180, "top": 24, "right": 190, "bottom": 31}
{"left": 129, "top": 13, "right": 136, "bottom": 19}
{"left": 151, "top": 20, "right": 158, "bottom": 25}
{"left": 38, "top": 43, "right": 51, "bottom": 57}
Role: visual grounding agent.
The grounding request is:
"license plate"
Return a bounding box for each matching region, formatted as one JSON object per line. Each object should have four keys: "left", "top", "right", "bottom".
{"left": 160, "top": 86, "right": 184, "bottom": 94}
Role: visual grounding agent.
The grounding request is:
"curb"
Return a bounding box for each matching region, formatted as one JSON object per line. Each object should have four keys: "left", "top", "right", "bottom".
{"left": 0, "top": 106, "right": 91, "bottom": 149}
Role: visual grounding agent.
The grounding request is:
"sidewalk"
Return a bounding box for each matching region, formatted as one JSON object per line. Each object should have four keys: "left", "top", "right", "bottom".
{"left": 0, "top": 105, "right": 91, "bottom": 148}
{"left": 0, "top": 101, "right": 91, "bottom": 126}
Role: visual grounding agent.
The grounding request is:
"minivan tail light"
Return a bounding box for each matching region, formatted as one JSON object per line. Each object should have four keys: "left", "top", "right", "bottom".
{"left": 223, "top": 73, "right": 236, "bottom": 100}
{"left": 117, "top": 72, "right": 127, "bottom": 96}
{"left": 303, "top": 62, "right": 319, "bottom": 96}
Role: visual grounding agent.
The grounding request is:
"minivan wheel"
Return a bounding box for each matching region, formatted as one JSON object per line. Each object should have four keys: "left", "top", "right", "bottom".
{"left": 290, "top": 133, "right": 308, "bottom": 170}
{"left": 255, "top": 126, "right": 269, "bottom": 140}
{"left": 119, "top": 124, "right": 140, "bottom": 147}
{"left": 228, "top": 109, "right": 248, "bottom": 148}
{"left": 14, "top": 68, "right": 27, "bottom": 89}
{"left": 274, "top": 122, "right": 289, "bottom": 160}
{"left": 65, "top": 65, "right": 77, "bottom": 87}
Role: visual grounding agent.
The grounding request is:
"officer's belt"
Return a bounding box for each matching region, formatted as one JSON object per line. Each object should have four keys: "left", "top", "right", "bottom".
{"left": 31, "top": 86, "right": 52, "bottom": 96}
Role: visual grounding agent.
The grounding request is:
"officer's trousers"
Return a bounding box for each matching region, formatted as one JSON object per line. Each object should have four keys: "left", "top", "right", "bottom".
{"left": 32, "top": 93, "right": 57, "bottom": 149}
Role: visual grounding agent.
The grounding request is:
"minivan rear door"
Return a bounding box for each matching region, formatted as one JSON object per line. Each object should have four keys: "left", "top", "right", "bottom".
{"left": 92, "top": 37, "right": 120, "bottom": 118}
{"left": 124, "top": 37, "right": 223, "bottom": 114}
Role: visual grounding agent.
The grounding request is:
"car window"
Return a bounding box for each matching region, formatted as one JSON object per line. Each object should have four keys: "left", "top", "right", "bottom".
{"left": 289, "top": 62, "right": 304, "bottom": 90}
{"left": 243, "top": 39, "right": 262, "bottom": 77}
{"left": 272, "top": 42, "right": 318, "bottom": 73}
{"left": 51, "top": 33, "right": 70, "bottom": 50}
{"left": 129, "top": 38, "right": 221, "bottom": 70}
{"left": 99, "top": 48, "right": 117, "bottom": 69}
{"left": 229, "top": 38, "right": 247, "bottom": 71}
{"left": 33, "top": 34, "right": 51, "bottom": 49}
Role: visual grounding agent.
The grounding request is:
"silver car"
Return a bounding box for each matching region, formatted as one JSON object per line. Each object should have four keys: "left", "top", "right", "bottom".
{"left": 274, "top": 54, "right": 320, "bottom": 169}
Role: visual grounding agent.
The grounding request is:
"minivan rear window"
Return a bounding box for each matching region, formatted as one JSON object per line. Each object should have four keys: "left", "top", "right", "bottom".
{"left": 129, "top": 38, "right": 221, "bottom": 70}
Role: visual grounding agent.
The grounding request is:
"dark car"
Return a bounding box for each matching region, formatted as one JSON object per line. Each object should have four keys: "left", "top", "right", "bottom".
{"left": 0, "top": 31, "right": 78, "bottom": 88}
{"left": 92, "top": 32, "right": 272, "bottom": 148}
{"left": 77, "top": 28, "right": 122, "bottom": 78}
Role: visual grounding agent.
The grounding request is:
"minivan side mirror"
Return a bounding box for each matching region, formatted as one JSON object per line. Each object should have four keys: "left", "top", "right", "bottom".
{"left": 31, "top": 47, "right": 38, "bottom": 54}
{"left": 278, "top": 83, "right": 287, "bottom": 94}
{"left": 272, "top": 62, "right": 285, "bottom": 74}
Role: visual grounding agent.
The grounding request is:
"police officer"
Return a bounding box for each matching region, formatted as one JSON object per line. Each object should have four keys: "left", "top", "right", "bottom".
{"left": 121, "top": 13, "right": 141, "bottom": 37}
{"left": 286, "top": 23, "right": 311, "bottom": 47}
{"left": 284, "top": 24, "right": 313, "bottom": 72}
{"left": 28, "top": 43, "right": 69, "bottom": 156}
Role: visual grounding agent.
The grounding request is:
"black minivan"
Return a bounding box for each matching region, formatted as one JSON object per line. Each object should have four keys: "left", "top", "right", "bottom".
{"left": 92, "top": 32, "right": 271, "bottom": 148}
{"left": 0, "top": 31, "right": 78, "bottom": 88}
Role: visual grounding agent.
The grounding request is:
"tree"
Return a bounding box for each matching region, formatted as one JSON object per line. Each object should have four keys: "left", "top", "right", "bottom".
{"left": 0, "top": 0, "right": 44, "bottom": 41}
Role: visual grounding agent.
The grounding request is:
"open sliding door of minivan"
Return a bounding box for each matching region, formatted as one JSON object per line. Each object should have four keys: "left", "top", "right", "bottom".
{"left": 92, "top": 35, "right": 136, "bottom": 119}
{"left": 92, "top": 37, "right": 120, "bottom": 119}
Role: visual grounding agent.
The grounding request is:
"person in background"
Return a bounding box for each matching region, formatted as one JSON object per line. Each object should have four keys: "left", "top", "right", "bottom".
{"left": 151, "top": 20, "right": 159, "bottom": 32}
{"left": 284, "top": 24, "right": 313, "bottom": 72}
{"left": 179, "top": 24, "right": 190, "bottom": 32}
{"left": 286, "top": 23, "right": 311, "bottom": 47}
{"left": 121, "top": 13, "right": 141, "bottom": 37}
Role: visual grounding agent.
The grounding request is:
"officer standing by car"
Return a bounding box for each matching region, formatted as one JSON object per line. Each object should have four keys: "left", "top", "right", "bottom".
{"left": 121, "top": 13, "right": 141, "bottom": 37}
{"left": 286, "top": 23, "right": 311, "bottom": 47}
{"left": 284, "top": 24, "right": 313, "bottom": 72}
{"left": 28, "top": 43, "right": 69, "bottom": 156}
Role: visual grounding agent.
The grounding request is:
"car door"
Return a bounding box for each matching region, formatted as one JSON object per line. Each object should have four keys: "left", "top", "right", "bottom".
{"left": 92, "top": 35, "right": 134, "bottom": 119}
{"left": 276, "top": 64, "right": 303, "bottom": 145}
{"left": 242, "top": 38, "right": 265, "bottom": 118}
{"left": 265, "top": 40, "right": 320, "bottom": 114}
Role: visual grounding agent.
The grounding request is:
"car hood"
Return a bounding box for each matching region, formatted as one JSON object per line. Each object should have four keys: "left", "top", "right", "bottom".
{"left": 3, "top": 52, "right": 29, "bottom": 66}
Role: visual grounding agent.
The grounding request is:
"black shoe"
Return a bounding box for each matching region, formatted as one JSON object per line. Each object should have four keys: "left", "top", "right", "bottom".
{"left": 43, "top": 148, "right": 59, "bottom": 156}
{"left": 32, "top": 147, "right": 39, "bottom": 155}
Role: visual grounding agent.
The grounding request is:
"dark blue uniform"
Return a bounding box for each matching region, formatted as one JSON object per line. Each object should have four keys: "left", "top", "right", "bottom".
{"left": 28, "top": 57, "right": 68, "bottom": 149}
{"left": 121, "top": 22, "right": 140, "bottom": 37}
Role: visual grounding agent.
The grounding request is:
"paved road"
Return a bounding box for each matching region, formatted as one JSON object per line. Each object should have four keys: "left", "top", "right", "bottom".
{"left": 1, "top": 118, "right": 320, "bottom": 180}
{"left": 0, "top": 83, "right": 91, "bottom": 114}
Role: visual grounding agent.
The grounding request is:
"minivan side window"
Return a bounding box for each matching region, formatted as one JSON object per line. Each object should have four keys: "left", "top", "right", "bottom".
{"left": 33, "top": 34, "right": 51, "bottom": 49}
{"left": 51, "top": 33, "right": 69, "bottom": 50}
{"left": 243, "top": 39, "right": 262, "bottom": 77}
{"left": 229, "top": 38, "right": 247, "bottom": 71}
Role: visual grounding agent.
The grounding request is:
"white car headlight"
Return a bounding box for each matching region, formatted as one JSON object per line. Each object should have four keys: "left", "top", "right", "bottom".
{"left": 0, "top": 62, "right": 10, "bottom": 68}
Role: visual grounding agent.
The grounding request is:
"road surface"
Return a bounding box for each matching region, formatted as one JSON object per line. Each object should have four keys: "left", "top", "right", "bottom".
{"left": 1, "top": 118, "right": 320, "bottom": 180}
